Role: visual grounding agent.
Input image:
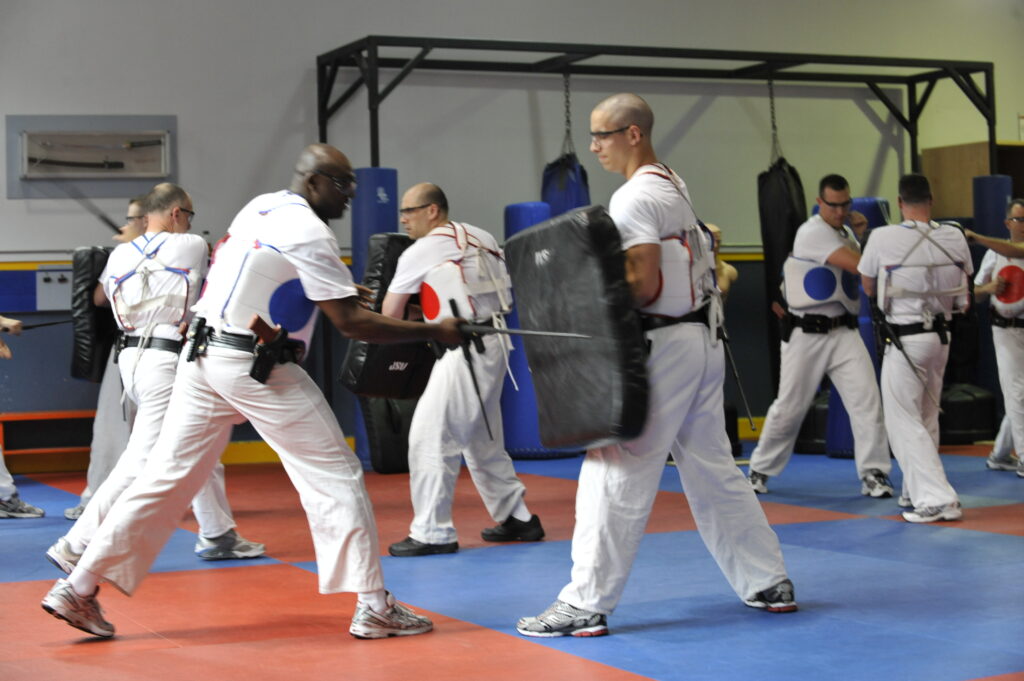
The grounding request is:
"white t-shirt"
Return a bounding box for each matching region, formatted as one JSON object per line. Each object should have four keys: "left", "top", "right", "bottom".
{"left": 194, "top": 191, "right": 356, "bottom": 346}
{"left": 389, "top": 222, "right": 510, "bottom": 320}
{"left": 858, "top": 220, "right": 973, "bottom": 324}
{"left": 609, "top": 164, "right": 715, "bottom": 308}
{"left": 788, "top": 214, "right": 860, "bottom": 317}
{"left": 974, "top": 249, "right": 997, "bottom": 287}
{"left": 101, "top": 231, "right": 209, "bottom": 340}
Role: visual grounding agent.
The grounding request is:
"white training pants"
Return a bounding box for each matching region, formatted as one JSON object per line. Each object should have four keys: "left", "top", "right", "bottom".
{"left": 558, "top": 323, "right": 790, "bottom": 615}
{"left": 78, "top": 346, "right": 383, "bottom": 596}
{"left": 407, "top": 335, "right": 525, "bottom": 544}
{"left": 749, "top": 326, "right": 889, "bottom": 479}
{"left": 79, "top": 348, "right": 134, "bottom": 507}
{"left": 66, "top": 347, "right": 235, "bottom": 551}
{"left": 992, "top": 415, "right": 1013, "bottom": 458}
{"left": 880, "top": 333, "right": 958, "bottom": 508}
{"left": 0, "top": 446, "right": 15, "bottom": 500}
{"left": 992, "top": 326, "right": 1024, "bottom": 458}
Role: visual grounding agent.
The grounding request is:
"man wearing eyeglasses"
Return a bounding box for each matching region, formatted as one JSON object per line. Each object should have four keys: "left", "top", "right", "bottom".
{"left": 518, "top": 93, "right": 793, "bottom": 638}
{"left": 859, "top": 173, "right": 971, "bottom": 523}
{"left": 48, "top": 182, "right": 265, "bottom": 586}
{"left": 42, "top": 146, "right": 464, "bottom": 641}
{"left": 747, "top": 174, "right": 891, "bottom": 498}
{"left": 65, "top": 195, "right": 149, "bottom": 521}
{"left": 969, "top": 199, "right": 1024, "bottom": 477}
{"left": 380, "top": 183, "right": 543, "bottom": 558}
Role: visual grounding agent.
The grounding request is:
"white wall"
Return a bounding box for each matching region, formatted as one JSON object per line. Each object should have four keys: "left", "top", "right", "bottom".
{"left": 2, "top": 0, "right": 1023, "bottom": 257}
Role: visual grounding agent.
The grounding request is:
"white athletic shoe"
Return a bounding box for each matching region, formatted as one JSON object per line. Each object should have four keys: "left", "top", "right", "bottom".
{"left": 194, "top": 529, "right": 265, "bottom": 561}
{"left": 516, "top": 600, "right": 609, "bottom": 637}
{"left": 748, "top": 471, "right": 769, "bottom": 494}
{"left": 985, "top": 453, "right": 1019, "bottom": 471}
{"left": 0, "top": 493, "right": 44, "bottom": 518}
{"left": 45, "top": 537, "right": 82, "bottom": 575}
{"left": 349, "top": 592, "right": 433, "bottom": 639}
{"left": 902, "top": 501, "right": 963, "bottom": 523}
{"left": 860, "top": 469, "right": 894, "bottom": 498}
{"left": 41, "top": 578, "right": 115, "bottom": 638}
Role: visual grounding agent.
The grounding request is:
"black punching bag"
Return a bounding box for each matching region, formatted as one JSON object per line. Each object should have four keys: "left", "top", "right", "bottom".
{"left": 757, "top": 157, "right": 807, "bottom": 394}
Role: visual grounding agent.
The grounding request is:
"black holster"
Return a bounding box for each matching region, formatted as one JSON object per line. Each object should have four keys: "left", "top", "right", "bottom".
{"left": 184, "top": 317, "right": 210, "bottom": 362}
{"left": 250, "top": 329, "right": 306, "bottom": 384}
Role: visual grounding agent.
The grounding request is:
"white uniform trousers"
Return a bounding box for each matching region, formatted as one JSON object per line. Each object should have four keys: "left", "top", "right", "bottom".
{"left": 79, "top": 348, "right": 134, "bottom": 507}
{"left": 0, "top": 446, "right": 16, "bottom": 500}
{"left": 992, "top": 326, "right": 1024, "bottom": 456}
{"left": 749, "top": 326, "right": 889, "bottom": 478}
{"left": 558, "top": 323, "right": 789, "bottom": 615}
{"left": 880, "top": 333, "right": 958, "bottom": 508}
{"left": 992, "top": 416, "right": 1013, "bottom": 458}
{"left": 77, "top": 347, "right": 383, "bottom": 596}
{"left": 407, "top": 334, "right": 525, "bottom": 544}
{"left": 66, "top": 346, "right": 235, "bottom": 552}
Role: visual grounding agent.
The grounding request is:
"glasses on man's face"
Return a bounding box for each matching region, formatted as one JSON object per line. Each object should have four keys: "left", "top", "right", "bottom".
{"left": 589, "top": 126, "right": 631, "bottom": 144}
{"left": 178, "top": 207, "right": 196, "bottom": 224}
{"left": 315, "top": 170, "right": 356, "bottom": 197}
{"left": 399, "top": 203, "right": 432, "bottom": 216}
{"left": 1007, "top": 216, "right": 1024, "bottom": 223}
{"left": 125, "top": 215, "right": 144, "bottom": 222}
{"left": 820, "top": 198, "right": 852, "bottom": 209}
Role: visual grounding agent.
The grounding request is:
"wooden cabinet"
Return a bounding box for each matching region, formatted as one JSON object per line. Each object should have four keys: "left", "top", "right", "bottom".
{"left": 921, "top": 141, "right": 1024, "bottom": 218}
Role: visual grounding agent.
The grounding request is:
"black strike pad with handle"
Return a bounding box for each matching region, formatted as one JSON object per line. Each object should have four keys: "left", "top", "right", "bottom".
{"left": 504, "top": 205, "right": 648, "bottom": 449}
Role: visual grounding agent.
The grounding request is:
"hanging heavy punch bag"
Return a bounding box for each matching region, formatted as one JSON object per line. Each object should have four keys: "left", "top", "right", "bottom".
{"left": 541, "top": 74, "right": 590, "bottom": 218}
{"left": 757, "top": 81, "right": 807, "bottom": 395}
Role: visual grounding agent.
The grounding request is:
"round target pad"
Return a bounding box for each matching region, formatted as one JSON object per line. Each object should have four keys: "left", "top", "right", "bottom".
{"left": 996, "top": 264, "right": 1024, "bottom": 304}
{"left": 420, "top": 282, "right": 441, "bottom": 321}
{"left": 803, "top": 267, "right": 838, "bottom": 301}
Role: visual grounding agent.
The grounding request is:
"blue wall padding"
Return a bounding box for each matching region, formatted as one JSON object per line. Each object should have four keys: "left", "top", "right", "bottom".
{"left": 0, "top": 271, "right": 36, "bottom": 312}
{"left": 500, "top": 201, "right": 576, "bottom": 458}
{"left": 973, "top": 175, "right": 1012, "bottom": 238}
{"left": 351, "top": 167, "right": 398, "bottom": 283}
{"left": 350, "top": 167, "right": 398, "bottom": 467}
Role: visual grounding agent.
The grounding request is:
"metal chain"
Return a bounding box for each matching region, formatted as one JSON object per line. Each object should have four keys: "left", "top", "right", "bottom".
{"left": 562, "top": 72, "right": 575, "bottom": 155}
{"left": 769, "top": 79, "right": 783, "bottom": 163}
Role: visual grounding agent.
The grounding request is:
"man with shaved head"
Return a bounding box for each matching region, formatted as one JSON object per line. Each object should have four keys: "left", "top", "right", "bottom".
{"left": 518, "top": 94, "right": 795, "bottom": 638}
{"left": 380, "top": 182, "right": 543, "bottom": 557}
{"left": 42, "top": 144, "right": 464, "bottom": 642}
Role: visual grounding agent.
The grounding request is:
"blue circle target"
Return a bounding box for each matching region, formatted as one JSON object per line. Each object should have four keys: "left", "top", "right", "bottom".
{"left": 803, "top": 268, "right": 837, "bottom": 301}
{"left": 268, "top": 279, "right": 316, "bottom": 332}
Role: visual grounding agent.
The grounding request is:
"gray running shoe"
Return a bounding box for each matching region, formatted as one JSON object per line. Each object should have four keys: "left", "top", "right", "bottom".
{"left": 0, "top": 493, "right": 44, "bottom": 518}
{"left": 46, "top": 537, "right": 82, "bottom": 575}
{"left": 748, "top": 471, "right": 769, "bottom": 494}
{"left": 516, "top": 600, "right": 609, "bottom": 637}
{"left": 860, "top": 469, "right": 894, "bottom": 498}
{"left": 903, "top": 501, "right": 963, "bottom": 523}
{"left": 986, "top": 453, "right": 1019, "bottom": 471}
{"left": 64, "top": 504, "right": 84, "bottom": 520}
{"left": 349, "top": 591, "right": 433, "bottom": 639}
{"left": 41, "top": 578, "right": 115, "bottom": 638}
{"left": 744, "top": 578, "right": 799, "bottom": 613}
{"left": 194, "top": 529, "right": 265, "bottom": 560}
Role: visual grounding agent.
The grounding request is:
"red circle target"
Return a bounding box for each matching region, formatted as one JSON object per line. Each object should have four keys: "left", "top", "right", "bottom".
{"left": 996, "top": 265, "right": 1024, "bottom": 304}
{"left": 421, "top": 283, "right": 441, "bottom": 320}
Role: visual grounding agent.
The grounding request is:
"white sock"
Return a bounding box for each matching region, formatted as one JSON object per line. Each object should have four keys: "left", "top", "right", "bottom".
{"left": 67, "top": 566, "right": 101, "bottom": 597}
{"left": 358, "top": 589, "right": 388, "bottom": 613}
{"left": 510, "top": 498, "right": 531, "bottom": 522}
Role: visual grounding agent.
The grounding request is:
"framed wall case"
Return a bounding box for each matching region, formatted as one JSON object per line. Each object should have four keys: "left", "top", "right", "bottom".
{"left": 20, "top": 130, "right": 171, "bottom": 179}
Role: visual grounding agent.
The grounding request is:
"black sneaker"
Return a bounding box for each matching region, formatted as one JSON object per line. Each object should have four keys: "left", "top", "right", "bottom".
{"left": 388, "top": 537, "right": 459, "bottom": 557}
{"left": 744, "top": 578, "right": 798, "bottom": 613}
{"left": 481, "top": 514, "right": 545, "bottom": 542}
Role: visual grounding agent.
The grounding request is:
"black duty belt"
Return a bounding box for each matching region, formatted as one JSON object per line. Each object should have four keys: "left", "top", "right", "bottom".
{"left": 119, "top": 336, "right": 183, "bottom": 353}
{"left": 640, "top": 306, "right": 708, "bottom": 332}
{"left": 888, "top": 316, "right": 949, "bottom": 344}
{"left": 207, "top": 331, "right": 258, "bottom": 353}
{"left": 790, "top": 313, "right": 857, "bottom": 334}
{"left": 991, "top": 310, "right": 1024, "bottom": 329}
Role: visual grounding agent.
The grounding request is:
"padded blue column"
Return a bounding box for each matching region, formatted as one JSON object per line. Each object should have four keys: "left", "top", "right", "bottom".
{"left": 500, "top": 202, "right": 573, "bottom": 458}
{"left": 351, "top": 167, "right": 398, "bottom": 467}
{"left": 973, "top": 175, "right": 1012, "bottom": 238}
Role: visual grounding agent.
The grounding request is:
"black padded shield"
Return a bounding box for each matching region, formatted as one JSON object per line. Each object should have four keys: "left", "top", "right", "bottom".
{"left": 70, "top": 246, "right": 117, "bottom": 382}
{"left": 505, "top": 205, "right": 648, "bottom": 449}
{"left": 340, "top": 233, "right": 436, "bottom": 398}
